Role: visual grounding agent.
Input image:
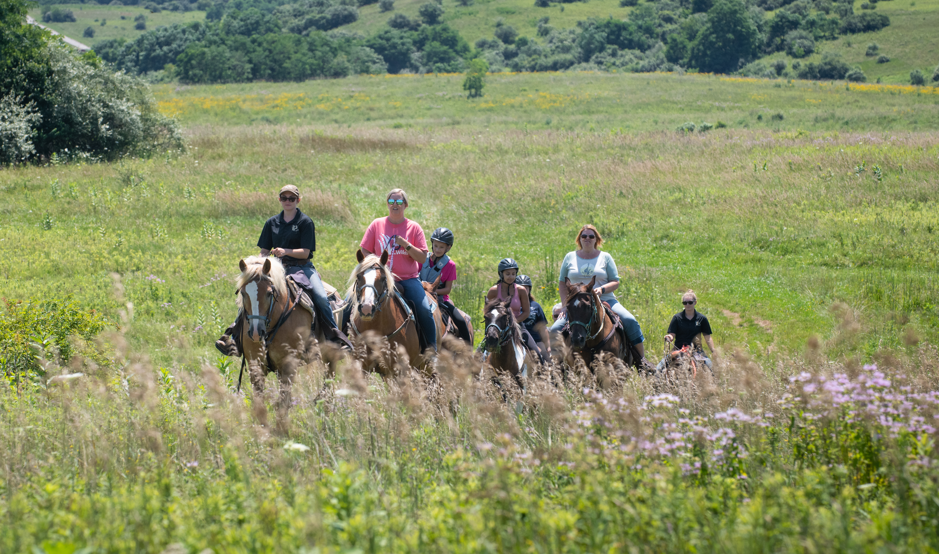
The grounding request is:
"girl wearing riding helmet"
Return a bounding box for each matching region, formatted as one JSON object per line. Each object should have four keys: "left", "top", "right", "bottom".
{"left": 359, "top": 188, "right": 437, "bottom": 353}
{"left": 419, "top": 227, "right": 472, "bottom": 344}
{"left": 516, "top": 274, "right": 551, "bottom": 359}
{"left": 486, "top": 259, "right": 546, "bottom": 363}
{"left": 550, "top": 224, "right": 648, "bottom": 362}
{"left": 216, "top": 184, "right": 350, "bottom": 356}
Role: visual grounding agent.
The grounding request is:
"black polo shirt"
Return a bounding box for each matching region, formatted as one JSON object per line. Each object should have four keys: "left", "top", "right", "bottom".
{"left": 524, "top": 300, "right": 548, "bottom": 343}
{"left": 257, "top": 209, "right": 315, "bottom": 262}
{"left": 667, "top": 310, "right": 712, "bottom": 349}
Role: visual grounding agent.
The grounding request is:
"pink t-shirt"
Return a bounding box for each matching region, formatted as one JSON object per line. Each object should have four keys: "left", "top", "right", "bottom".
{"left": 360, "top": 217, "right": 427, "bottom": 281}
{"left": 436, "top": 259, "right": 457, "bottom": 303}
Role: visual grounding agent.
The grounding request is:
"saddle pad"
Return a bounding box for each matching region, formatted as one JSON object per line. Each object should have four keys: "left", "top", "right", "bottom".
{"left": 285, "top": 276, "right": 316, "bottom": 318}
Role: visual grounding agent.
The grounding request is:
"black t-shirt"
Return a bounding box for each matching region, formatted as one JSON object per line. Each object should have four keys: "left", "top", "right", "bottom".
{"left": 667, "top": 310, "right": 712, "bottom": 350}
{"left": 523, "top": 300, "right": 548, "bottom": 343}
{"left": 257, "top": 210, "right": 315, "bottom": 262}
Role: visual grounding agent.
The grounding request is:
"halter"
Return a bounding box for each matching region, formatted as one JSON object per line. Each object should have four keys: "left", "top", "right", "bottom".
{"left": 356, "top": 265, "right": 389, "bottom": 314}
{"left": 349, "top": 265, "right": 414, "bottom": 339}
{"left": 483, "top": 311, "right": 515, "bottom": 353}
{"left": 244, "top": 275, "right": 278, "bottom": 339}
{"left": 568, "top": 291, "right": 603, "bottom": 342}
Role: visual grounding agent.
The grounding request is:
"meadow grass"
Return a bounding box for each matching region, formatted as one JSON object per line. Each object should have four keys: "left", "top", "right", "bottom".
{"left": 27, "top": 4, "right": 206, "bottom": 43}
{"left": 2, "top": 70, "right": 939, "bottom": 552}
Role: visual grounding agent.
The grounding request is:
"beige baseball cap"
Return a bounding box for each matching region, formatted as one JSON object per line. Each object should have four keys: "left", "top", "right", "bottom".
{"left": 279, "top": 185, "right": 300, "bottom": 197}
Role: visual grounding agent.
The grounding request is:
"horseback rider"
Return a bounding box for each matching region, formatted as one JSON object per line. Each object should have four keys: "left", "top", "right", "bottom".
{"left": 216, "top": 185, "right": 351, "bottom": 356}
{"left": 419, "top": 227, "right": 472, "bottom": 344}
{"left": 549, "top": 224, "right": 649, "bottom": 364}
{"left": 656, "top": 290, "right": 715, "bottom": 371}
{"left": 516, "top": 274, "right": 551, "bottom": 360}
{"left": 485, "top": 258, "right": 546, "bottom": 363}
{"left": 357, "top": 188, "right": 438, "bottom": 353}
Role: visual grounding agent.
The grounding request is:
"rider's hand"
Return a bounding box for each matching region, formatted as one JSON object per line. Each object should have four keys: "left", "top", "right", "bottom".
{"left": 593, "top": 288, "right": 603, "bottom": 297}
{"left": 272, "top": 248, "right": 286, "bottom": 257}
{"left": 394, "top": 236, "right": 409, "bottom": 248}
{"left": 664, "top": 333, "right": 674, "bottom": 342}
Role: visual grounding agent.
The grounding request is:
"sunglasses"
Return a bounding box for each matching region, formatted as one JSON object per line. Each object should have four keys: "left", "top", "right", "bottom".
{"left": 279, "top": 196, "right": 298, "bottom": 202}
{"left": 683, "top": 300, "right": 695, "bottom": 305}
{"left": 387, "top": 198, "right": 405, "bottom": 206}
{"left": 581, "top": 234, "right": 596, "bottom": 240}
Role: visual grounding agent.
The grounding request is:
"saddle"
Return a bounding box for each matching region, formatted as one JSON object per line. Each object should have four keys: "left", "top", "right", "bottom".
{"left": 393, "top": 284, "right": 438, "bottom": 352}
{"left": 285, "top": 275, "right": 345, "bottom": 333}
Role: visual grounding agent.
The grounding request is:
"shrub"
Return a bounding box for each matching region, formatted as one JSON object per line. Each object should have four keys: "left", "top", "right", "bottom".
{"left": 677, "top": 121, "right": 696, "bottom": 132}
{"left": 865, "top": 42, "right": 878, "bottom": 56}
{"left": 817, "top": 51, "right": 849, "bottom": 79}
{"left": 494, "top": 24, "right": 518, "bottom": 44}
{"left": 379, "top": 0, "right": 394, "bottom": 11}
{"left": 860, "top": 1, "right": 874, "bottom": 8}
{"left": 100, "top": 18, "right": 106, "bottom": 26}
{"left": 418, "top": 2, "right": 444, "bottom": 25}
{"left": 535, "top": 0, "right": 551, "bottom": 6}
{"left": 840, "top": 12, "right": 889, "bottom": 34}
{"left": 910, "top": 69, "right": 925, "bottom": 85}
{"left": 135, "top": 20, "right": 146, "bottom": 30}
{"left": 845, "top": 67, "right": 866, "bottom": 82}
{"left": 619, "top": 0, "right": 639, "bottom": 5}
{"left": 83, "top": 26, "right": 95, "bottom": 38}
{"left": 876, "top": 54, "right": 889, "bottom": 63}
{"left": 42, "top": 7, "right": 77, "bottom": 23}
{"left": 771, "top": 59, "right": 787, "bottom": 75}
{"left": 698, "top": 121, "right": 714, "bottom": 132}
{"left": 933, "top": 63, "right": 939, "bottom": 83}
{"left": 784, "top": 30, "right": 815, "bottom": 58}
{"left": 0, "top": 95, "right": 41, "bottom": 165}
{"left": 144, "top": 2, "right": 162, "bottom": 12}
{"left": 456, "top": 0, "right": 474, "bottom": 6}
{"left": 715, "top": 120, "right": 728, "bottom": 128}
{"left": 771, "top": 112, "right": 784, "bottom": 121}
{"left": 387, "top": 13, "right": 418, "bottom": 29}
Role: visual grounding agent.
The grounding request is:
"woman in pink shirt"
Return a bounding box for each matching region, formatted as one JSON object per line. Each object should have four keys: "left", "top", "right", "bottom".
{"left": 358, "top": 188, "right": 437, "bottom": 352}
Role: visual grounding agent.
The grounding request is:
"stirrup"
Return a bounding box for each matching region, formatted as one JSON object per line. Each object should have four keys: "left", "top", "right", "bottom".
{"left": 215, "top": 335, "right": 241, "bottom": 357}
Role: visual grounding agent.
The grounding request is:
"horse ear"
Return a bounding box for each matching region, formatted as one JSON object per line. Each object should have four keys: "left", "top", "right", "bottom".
{"left": 432, "top": 275, "right": 441, "bottom": 290}
{"left": 356, "top": 249, "right": 365, "bottom": 263}
{"left": 262, "top": 259, "right": 272, "bottom": 275}
{"left": 587, "top": 276, "right": 597, "bottom": 290}
{"left": 380, "top": 250, "right": 389, "bottom": 266}
{"left": 564, "top": 278, "right": 576, "bottom": 294}
{"left": 239, "top": 259, "right": 247, "bottom": 272}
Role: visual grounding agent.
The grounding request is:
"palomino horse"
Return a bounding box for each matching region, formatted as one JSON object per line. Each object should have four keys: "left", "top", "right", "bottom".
{"left": 237, "top": 256, "right": 316, "bottom": 428}
{"left": 345, "top": 250, "right": 445, "bottom": 375}
{"left": 563, "top": 276, "right": 639, "bottom": 371}
{"left": 481, "top": 299, "right": 536, "bottom": 390}
{"left": 421, "top": 276, "right": 475, "bottom": 346}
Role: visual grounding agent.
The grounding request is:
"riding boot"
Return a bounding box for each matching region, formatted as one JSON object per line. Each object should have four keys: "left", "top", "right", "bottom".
{"left": 215, "top": 315, "right": 243, "bottom": 357}
{"left": 325, "top": 326, "right": 354, "bottom": 351}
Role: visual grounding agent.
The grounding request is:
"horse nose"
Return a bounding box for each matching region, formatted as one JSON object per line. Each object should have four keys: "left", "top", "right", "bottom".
{"left": 360, "top": 303, "right": 373, "bottom": 316}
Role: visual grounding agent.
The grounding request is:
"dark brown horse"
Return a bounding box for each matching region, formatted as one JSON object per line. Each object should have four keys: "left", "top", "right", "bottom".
{"left": 345, "top": 250, "right": 445, "bottom": 375}
{"left": 481, "top": 299, "right": 536, "bottom": 389}
{"left": 237, "top": 256, "right": 317, "bottom": 430}
{"left": 563, "top": 276, "right": 639, "bottom": 371}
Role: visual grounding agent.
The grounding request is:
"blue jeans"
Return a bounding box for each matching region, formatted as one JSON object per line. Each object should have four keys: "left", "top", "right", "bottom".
{"left": 550, "top": 297, "right": 644, "bottom": 345}
{"left": 397, "top": 278, "right": 437, "bottom": 351}
{"left": 285, "top": 262, "right": 339, "bottom": 331}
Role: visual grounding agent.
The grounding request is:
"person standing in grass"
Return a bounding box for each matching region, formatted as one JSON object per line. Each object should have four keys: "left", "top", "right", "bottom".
{"left": 656, "top": 290, "right": 715, "bottom": 371}
{"left": 359, "top": 188, "right": 438, "bottom": 353}
{"left": 516, "top": 274, "right": 551, "bottom": 360}
{"left": 485, "top": 258, "right": 546, "bottom": 363}
{"left": 216, "top": 185, "right": 351, "bottom": 356}
{"left": 549, "top": 224, "right": 648, "bottom": 363}
{"left": 419, "top": 227, "right": 472, "bottom": 344}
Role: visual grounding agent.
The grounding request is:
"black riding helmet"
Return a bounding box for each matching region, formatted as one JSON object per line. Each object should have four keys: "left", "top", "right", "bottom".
{"left": 430, "top": 227, "right": 454, "bottom": 246}
{"left": 515, "top": 274, "right": 533, "bottom": 288}
{"left": 498, "top": 258, "right": 519, "bottom": 282}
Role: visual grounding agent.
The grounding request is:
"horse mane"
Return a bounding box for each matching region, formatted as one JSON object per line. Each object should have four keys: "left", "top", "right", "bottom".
{"left": 345, "top": 253, "right": 396, "bottom": 311}
{"left": 484, "top": 299, "right": 523, "bottom": 344}
{"left": 235, "top": 256, "right": 288, "bottom": 308}
{"left": 565, "top": 281, "right": 595, "bottom": 307}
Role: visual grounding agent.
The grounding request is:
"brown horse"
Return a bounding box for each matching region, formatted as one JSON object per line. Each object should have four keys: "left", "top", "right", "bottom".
{"left": 481, "top": 299, "right": 536, "bottom": 390}
{"left": 421, "top": 276, "right": 475, "bottom": 346}
{"left": 563, "top": 276, "right": 639, "bottom": 371}
{"left": 345, "top": 250, "right": 445, "bottom": 375}
{"left": 237, "top": 256, "right": 317, "bottom": 428}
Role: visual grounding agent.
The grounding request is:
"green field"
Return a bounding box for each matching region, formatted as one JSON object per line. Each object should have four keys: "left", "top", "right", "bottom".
{"left": 28, "top": 4, "right": 206, "bottom": 43}
{"left": 3, "top": 71, "right": 939, "bottom": 551}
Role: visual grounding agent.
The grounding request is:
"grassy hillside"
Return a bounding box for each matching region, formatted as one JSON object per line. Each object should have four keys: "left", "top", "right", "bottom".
{"left": 350, "top": 0, "right": 633, "bottom": 43}
{"left": 762, "top": 0, "right": 939, "bottom": 84}
{"left": 27, "top": 4, "right": 205, "bottom": 43}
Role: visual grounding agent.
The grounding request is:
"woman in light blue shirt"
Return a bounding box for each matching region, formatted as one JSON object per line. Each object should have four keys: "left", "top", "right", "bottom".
{"left": 550, "top": 224, "right": 647, "bottom": 360}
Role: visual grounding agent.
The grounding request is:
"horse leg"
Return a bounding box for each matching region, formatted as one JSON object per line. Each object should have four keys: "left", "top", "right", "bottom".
{"left": 274, "top": 358, "right": 296, "bottom": 436}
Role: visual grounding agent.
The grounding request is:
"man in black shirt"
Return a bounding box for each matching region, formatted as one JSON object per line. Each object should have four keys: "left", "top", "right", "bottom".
{"left": 217, "top": 185, "right": 350, "bottom": 356}
{"left": 656, "top": 290, "right": 715, "bottom": 371}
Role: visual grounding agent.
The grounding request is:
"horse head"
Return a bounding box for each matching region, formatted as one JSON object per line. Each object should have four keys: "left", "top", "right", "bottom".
{"left": 565, "top": 276, "right": 597, "bottom": 351}
{"left": 483, "top": 299, "right": 515, "bottom": 352}
{"left": 354, "top": 249, "right": 390, "bottom": 319}
{"left": 421, "top": 275, "right": 441, "bottom": 296}
{"left": 238, "top": 257, "right": 286, "bottom": 343}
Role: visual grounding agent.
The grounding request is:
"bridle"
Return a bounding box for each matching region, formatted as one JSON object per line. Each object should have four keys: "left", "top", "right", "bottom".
{"left": 356, "top": 265, "right": 390, "bottom": 315}
{"left": 236, "top": 273, "right": 300, "bottom": 392}
{"left": 484, "top": 311, "right": 514, "bottom": 352}
{"left": 567, "top": 291, "right": 603, "bottom": 342}
{"left": 244, "top": 276, "right": 279, "bottom": 340}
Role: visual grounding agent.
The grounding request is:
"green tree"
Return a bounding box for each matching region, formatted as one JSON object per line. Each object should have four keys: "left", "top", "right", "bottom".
{"left": 463, "top": 57, "right": 487, "bottom": 98}
{"left": 688, "top": 0, "right": 760, "bottom": 73}
{"left": 418, "top": 2, "right": 444, "bottom": 25}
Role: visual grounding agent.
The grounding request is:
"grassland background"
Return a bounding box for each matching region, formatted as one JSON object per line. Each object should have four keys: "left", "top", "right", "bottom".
{"left": 3, "top": 70, "right": 939, "bottom": 553}
{"left": 27, "top": 4, "right": 205, "bottom": 43}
